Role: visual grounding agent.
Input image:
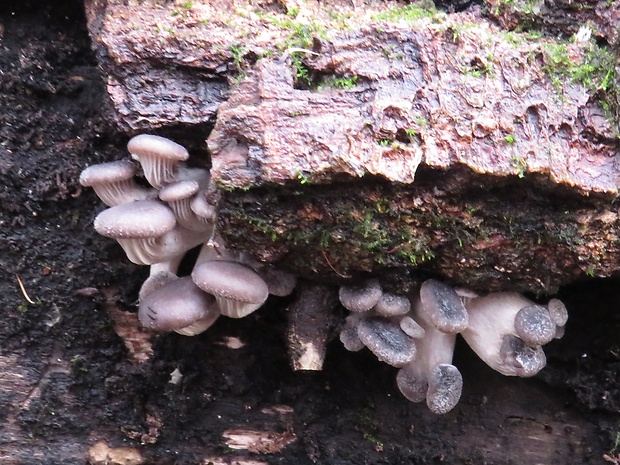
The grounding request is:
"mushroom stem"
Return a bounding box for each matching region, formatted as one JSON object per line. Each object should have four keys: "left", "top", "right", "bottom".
{"left": 286, "top": 282, "right": 338, "bottom": 371}
{"left": 396, "top": 293, "right": 463, "bottom": 414}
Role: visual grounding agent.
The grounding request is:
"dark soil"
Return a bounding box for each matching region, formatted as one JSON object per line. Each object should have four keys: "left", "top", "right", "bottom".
{"left": 1, "top": 1, "right": 620, "bottom": 464}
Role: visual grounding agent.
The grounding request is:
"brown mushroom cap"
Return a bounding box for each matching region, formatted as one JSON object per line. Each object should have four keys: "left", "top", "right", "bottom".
{"left": 94, "top": 200, "right": 176, "bottom": 239}
{"left": 139, "top": 276, "right": 219, "bottom": 332}
{"left": 191, "top": 260, "right": 269, "bottom": 318}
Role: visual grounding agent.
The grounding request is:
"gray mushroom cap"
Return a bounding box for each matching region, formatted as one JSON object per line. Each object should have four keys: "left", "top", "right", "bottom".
{"left": 357, "top": 317, "right": 417, "bottom": 367}
{"left": 139, "top": 276, "right": 219, "bottom": 332}
{"left": 419, "top": 279, "right": 468, "bottom": 333}
{"left": 191, "top": 260, "right": 269, "bottom": 318}
{"left": 80, "top": 159, "right": 136, "bottom": 187}
{"left": 514, "top": 305, "right": 556, "bottom": 346}
{"left": 94, "top": 200, "right": 176, "bottom": 239}
{"left": 339, "top": 279, "right": 382, "bottom": 313}
{"left": 128, "top": 134, "right": 189, "bottom": 162}
{"left": 373, "top": 293, "right": 411, "bottom": 316}
{"left": 80, "top": 160, "right": 151, "bottom": 206}
{"left": 127, "top": 134, "right": 189, "bottom": 188}
{"left": 159, "top": 180, "right": 199, "bottom": 202}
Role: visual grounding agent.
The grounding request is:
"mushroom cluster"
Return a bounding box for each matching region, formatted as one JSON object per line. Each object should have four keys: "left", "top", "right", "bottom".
{"left": 82, "top": 134, "right": 568, "bottom": 414}
{"left": 81, "top": 134, "right": 295, "bottom": 336}
{"left": 338, "top": 279, "right": 567, "bottom": 414}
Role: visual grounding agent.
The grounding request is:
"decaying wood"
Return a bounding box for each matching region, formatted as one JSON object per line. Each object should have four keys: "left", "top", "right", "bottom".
{"left": 2, "top": 1, "right": 620, "bottom": 464}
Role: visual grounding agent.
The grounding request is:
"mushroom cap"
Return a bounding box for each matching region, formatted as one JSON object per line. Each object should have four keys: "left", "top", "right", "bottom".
{"left": 357, "top": 317, "right": 417, "bottom": 367}
{"left": 159, "top": 180, "right": 199, "bottom": 202}
{"left": 139, "top": 276, "right": 219, "bottom": 332}
{"left": 79, "top": 159, "right": 136, "bottom": 187}
{"left": 547, "top": 298, "right": 569, "bottom": 326}
{"left": 419, "top": 279, "right": 468, "bottom": 333}
{"left": 190, "top": 194, "right": 218, "bottom": 222}
{"left": 191, "top": 260, "right": 269, "bottom": 318}
{"left": 426, "top": 364, "right": 463, "bottom": 414}
{"left": 339, "top": 279, "right": 382, "bottom": 313}
{"left": 127, "top": 134, "right": 189, "bottom": 162}
{"left": 373, "top": 293, "right": 411, "bottom": 316}
{"left": 94, "top": 200, "right": 176, "bottom": 239}
{"left": 499, "top": 335, "right": 546, "bottom": 377}
{"left": 399, "top": 316, "right": 426, "bottom": 339}
{"left": 514, "top": 305, "right": 556, "bottom": 346}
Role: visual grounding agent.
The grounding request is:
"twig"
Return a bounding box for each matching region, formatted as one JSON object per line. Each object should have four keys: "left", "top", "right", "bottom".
{"left": 16, "top": 275, "right": 36, "bottom": 304}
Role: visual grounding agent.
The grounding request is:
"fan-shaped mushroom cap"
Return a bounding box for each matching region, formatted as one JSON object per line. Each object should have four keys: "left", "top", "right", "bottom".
{"left": 80, "top": 160, "right": 152, "bottom": 206}
{"left": 190, "top": 193, "right": 218, "bottom": 224}
{"left": 419, "top": 279, "right": 468, "bottom": 333}
{"left": 127, "top": 134, "right": 189, "bottom": 188}
{"left": 138, "top": 276, "right": 219, "bottom": 333}
{"left": 158, "top": 180, "right": 212, "bottom": 232}
{"left": 94, "top": 200, "right": 176, "bottom": 239}
{"left": 425, "top": 364, "right": 463, "bottom": 414}
{"left": 548, "top": 298, "right": 569, "bottom": 326}
{"left": 499, "top": 335, "right": 546, "bottom": 377}
{"left": 192, "top": 260, "right": 269, "bottom": 318}
{"left": 357, "top": 317, "right": 417, "bottom": 367}
{"left": 339, "top": 279, "right": 382, "bottom": 313}
{"left": 339, "top": 314, "right": 365, "bottom": 352}
{"left": 373, "top": 293, "right": 411, "bottom": 316}
{"left": 514, "top": 305, "right": 556, "bottom": 346}
{"left": 399, "top": 316, "right": 426, "bottom": 339}
{"left": 260, "top": 266, "right": 297, "bottom": 297}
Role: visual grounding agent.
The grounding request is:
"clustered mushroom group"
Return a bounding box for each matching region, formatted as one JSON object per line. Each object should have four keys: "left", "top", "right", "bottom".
{"left": 81, "top": 134, "right": 568, "bottom": 414}
{"left": 338, "top": 279, "right": 568, "bottom": 413}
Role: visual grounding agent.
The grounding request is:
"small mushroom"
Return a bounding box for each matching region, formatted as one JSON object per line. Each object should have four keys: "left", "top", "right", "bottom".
{"left": 339, "top": 279, "right": 382, "bottom": 313}
{"left": 192, "top": 260, "right": 269, "bottom": 318}
{"left": 373, "top": 293, "right": 411, "bottom": 317}
{"left": 139, "top": 276, "right": 220, "bottom": 335}
{"left": 356, "top": 317, "right": 417, "bottom": 367}
{"left": 461, "top": 292, "right": 555, "bottom": 377}
{"left": 419, "top": 279, "right": 468, "bottom": 333}
{"left": 339, "top": 313, "right": 365, "bottom": 352}
{"left": 395, "top": 285, "right": 464, "bottom": 414}
{"left": 159, "top": 180, "right": 209, "bottom": 232}
{"left": 80, "top": 159, "right": 153, "bottom": 206}
{"left": 127, "top": 134, "right": 189, "bottom": 188}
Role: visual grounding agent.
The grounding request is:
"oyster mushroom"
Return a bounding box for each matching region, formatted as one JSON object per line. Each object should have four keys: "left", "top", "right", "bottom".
{"left": 139, "top": 276, "right": 220, "bottom": 336}
{"left": 192, "top": 260, "right": 269, "bottom": 318}
{"left": 94, "top": 199, "right": 177, "bottom": 264}
{"left": 79, "top": 159, "right": 153, "bottom": 206}
{"left": 357, "top": 316, "right": 417, "bottom": 367}
{"left": 127, "top": 134, "right": 189, "bottom": 188}
{"left": 461, "top": 292, "right": 556, "bottom": 377}
{"left": 396, "top": 280, "right": 466, "bottom": 414}
{"left": 339, "top": 279, "right": 382, "bottom": 313}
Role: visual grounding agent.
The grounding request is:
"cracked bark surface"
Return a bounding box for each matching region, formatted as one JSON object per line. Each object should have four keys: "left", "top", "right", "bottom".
{"left": 1, "top": 0, "right": 620, "bottom": 464}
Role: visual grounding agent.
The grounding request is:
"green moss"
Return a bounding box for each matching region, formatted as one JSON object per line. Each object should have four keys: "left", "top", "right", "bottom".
{"left": 316, "top": 74, "right": 358, "bottom": 90}
{"left": 372, "top": 2, "right": 438, "bottom": 22}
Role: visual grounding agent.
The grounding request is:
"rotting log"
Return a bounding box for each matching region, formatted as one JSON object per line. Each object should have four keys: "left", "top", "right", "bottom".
{"left": 0, "top": 1, "right": 619, "bottom": 465}
{"left": 85, "top": 0, "right": 620, "bottom": 294}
